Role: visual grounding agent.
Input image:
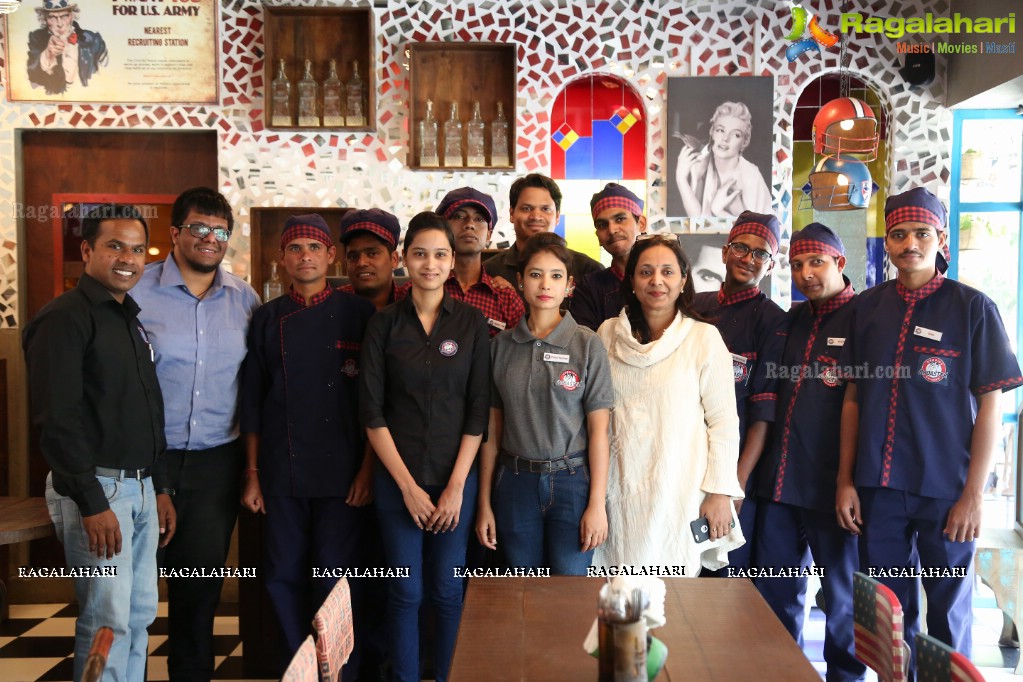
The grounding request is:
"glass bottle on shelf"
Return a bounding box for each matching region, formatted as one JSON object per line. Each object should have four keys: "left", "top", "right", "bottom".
{"left": 264, "top": 260, "right": 284, "bottom": 301}
{"left": 443, "top": 101, "right": 463, "bottom": 168}
{"left": 322, "top": 59, "right": 344, "bottom": 127}
{"left": 297, "top": 59, "right": 319, "bottom": 127}
{"left": 345, "top": 60, "right": 366, "bottom": 127}
{"left": 490, "top": 101, "right": 510, "bottom": 167}
{"left": 466, "top": 100, "right": 486, "bottom": 168}
{"left": 271, "top": 58, "right": 292, "bottom": 127}
{"left": 419, "top": 99, "right": 439, "bottom": 167}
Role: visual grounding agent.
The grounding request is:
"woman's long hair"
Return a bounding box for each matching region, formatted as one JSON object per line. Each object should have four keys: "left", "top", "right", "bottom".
{"left": 620, "top": 235, "right": 705, "bottom": 343}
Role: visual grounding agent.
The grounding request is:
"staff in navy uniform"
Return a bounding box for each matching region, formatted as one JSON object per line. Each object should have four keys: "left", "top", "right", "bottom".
{"left": 692, "top": 211, "right": 785, "bottom": 574}
{"left": 754, "top": 224, "right": 865, "bottom": 682}
{"left": 837, "top": 187, "right": 1022, "bottom": 673}
{"left": 240, "top": 214, "right": 376, "bottom": 676}
{"left": 571, "top": 183, "right": 647, "bottom": 331}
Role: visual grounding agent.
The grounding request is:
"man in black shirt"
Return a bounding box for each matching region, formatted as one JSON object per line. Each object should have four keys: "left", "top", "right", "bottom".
{"left": 24, "top": 203, "right": 173, "bottom": 682}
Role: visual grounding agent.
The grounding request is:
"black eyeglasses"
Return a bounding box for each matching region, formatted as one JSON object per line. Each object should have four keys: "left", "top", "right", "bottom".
{"left": 726, "top": 242, "right": 772, "bottom": 264}
{"left": 179, "top": 223, "right": 231, "bottom": 243}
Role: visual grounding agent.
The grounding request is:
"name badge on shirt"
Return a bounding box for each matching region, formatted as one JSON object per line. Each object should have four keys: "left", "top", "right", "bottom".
{"left": 488, "top": 318, "right": 507, "bottom": 331}
{"left": 731, "top": 353, "right": 749, "bottom": 366}
{"left": 544, "top": 352, "right": 570, "bottom": 363}
{"left": 914, "top": 326, "right": 943, "bottom": 342}
{"left": 827, "top": 337, "right": 846, "bottom": 347}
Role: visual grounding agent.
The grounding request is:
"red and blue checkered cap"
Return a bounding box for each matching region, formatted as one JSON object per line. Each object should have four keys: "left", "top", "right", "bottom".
{"left": 884, "top": 187, "right": 947, "bottom": 234}
{"left": 728, "top": 210, "right": 781, "bottom": 253}
{"left": 436, "top": 187, "right": 498, "bottom": 231}
{"left": 790, "top": 222, "right": 845, "bottom": 258}
{"left": 339, "top": 208, "right": 401, "bottom": 249}
{"left": 280, "top": 213, "right": 333, "bottom": 250}
{"left": 590, "top": 183, "right": 643, "bottom": 220}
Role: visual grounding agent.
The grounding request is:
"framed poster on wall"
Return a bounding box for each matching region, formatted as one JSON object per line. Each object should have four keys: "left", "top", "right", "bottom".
{"left": 666, "top": 76, "right": 774, "bottom": 220}
{"left": 4, "top": 0, "right": 219, "bottom": 104}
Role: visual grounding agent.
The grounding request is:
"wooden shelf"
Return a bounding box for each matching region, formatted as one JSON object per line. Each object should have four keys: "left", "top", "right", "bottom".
{"left": 250, "top": 207, "right": 354, "bottom": 298}
{"left": 263, "top": 7, "right": 375, "bottom": 132}
{"left": 407, "top": 42, "right": 516, "bottom": 171}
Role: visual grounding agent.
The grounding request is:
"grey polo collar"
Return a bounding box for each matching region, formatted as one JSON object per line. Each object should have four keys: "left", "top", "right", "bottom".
{"left": 510, "top": 311, "right": 578, "bottom": 348}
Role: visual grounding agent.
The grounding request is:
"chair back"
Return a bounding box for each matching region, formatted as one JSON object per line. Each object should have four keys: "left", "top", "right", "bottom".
{"left": 282, "top": 634, "right": 319, "bottom": 682}
{"left": 81, "top": 626, "right": 114, "bottom": 682}
{"left": 312, "top": 577, "right": 355, "bottom": 682}
{"left": 914, "top": 632, "right": 987, "bottom": 682}
{"left": 853, "top": 571, "right": 907, "bottom": 682}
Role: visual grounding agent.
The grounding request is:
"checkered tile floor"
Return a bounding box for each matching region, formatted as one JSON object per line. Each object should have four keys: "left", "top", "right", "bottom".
{"left": 0, "top": 601, "right": 273, "bottom": 682}
{"left": 0, "top": 588, "right": 1019, "bottom": 681}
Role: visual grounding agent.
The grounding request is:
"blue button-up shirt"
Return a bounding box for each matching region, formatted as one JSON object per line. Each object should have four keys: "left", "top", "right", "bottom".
{"left": 840, "top": 275, "right": 1023, "bottom": 500}
{"left": 132, "top": 254, "right": 261, "bottom": 451}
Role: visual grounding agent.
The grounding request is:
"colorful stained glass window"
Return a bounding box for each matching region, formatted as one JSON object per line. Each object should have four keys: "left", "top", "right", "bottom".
{"left": 550, "top": 75, "right": 647, "bottom": 263}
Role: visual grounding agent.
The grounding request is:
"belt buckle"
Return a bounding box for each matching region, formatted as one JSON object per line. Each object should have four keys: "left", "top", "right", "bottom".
{"left": 531, "top": 459, "right": 545, "bottom": 473}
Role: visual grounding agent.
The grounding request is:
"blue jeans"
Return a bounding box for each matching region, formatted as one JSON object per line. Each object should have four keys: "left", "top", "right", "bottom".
{"left": 45, "top": 471, "right": 159, "bottom": 682}
{"left": 492, "top": 461, "right": 594, "bottom": 575}
{"left": 373, "top": 470, "right": 477, "bottom": 682}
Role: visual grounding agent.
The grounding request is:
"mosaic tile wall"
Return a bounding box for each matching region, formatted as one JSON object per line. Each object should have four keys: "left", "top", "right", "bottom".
{"left": 0, "top": 0, "right": 952, "bottom": 328}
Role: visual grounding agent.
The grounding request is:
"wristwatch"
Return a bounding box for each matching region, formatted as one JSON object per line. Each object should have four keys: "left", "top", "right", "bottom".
{"left": 157, "top": 488, "right": 176, "bottom": 498}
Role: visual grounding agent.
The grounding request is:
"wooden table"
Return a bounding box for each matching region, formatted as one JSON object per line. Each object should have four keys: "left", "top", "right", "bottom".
{"left": 0, "top": 497, "right": 55, "bottom": 621}
{"left": 450, "top": 577, "right": 821, "bottom": 681}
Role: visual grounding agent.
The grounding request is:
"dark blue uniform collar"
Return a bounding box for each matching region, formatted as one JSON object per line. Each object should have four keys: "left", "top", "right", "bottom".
{"left": 287, "top": 284, "right": 334, "bottom": 308}
{"left": 717, "top": 285, "right": 762, "bottom": 307}
{"left": 895, "top": 271, "right": 945, "bottom": 304}
{"left": 812, "top": 279, "right": 855, "bottom": 316}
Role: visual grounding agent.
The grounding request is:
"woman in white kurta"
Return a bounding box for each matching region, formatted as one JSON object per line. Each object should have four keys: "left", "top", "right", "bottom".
{"left": 595, "top": 234, "right": 745, "bottom": 575}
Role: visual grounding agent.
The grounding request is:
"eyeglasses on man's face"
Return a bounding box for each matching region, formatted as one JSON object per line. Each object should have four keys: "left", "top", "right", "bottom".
{"left": 178, "top": 223, "right": 231, "bottom": 243}
{"left": 726, "top": 241, "right": 772, "bottom": 264}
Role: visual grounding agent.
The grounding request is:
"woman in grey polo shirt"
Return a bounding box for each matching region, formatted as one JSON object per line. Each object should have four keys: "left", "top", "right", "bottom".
{"left": 476, "top": 232, "right": 614, "bottom": 575}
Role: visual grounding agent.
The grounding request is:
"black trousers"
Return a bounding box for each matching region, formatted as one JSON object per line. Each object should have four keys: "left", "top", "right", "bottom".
{"left": 157, "top": 441, "right": 244, "bottom": 682}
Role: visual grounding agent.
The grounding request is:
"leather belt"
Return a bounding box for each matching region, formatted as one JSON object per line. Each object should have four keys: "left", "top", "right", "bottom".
{"left": 94, "top": 466, "right": 151, "bottom": 480}
{"left": 499, "top": 452, "right": 586, "bottom": 473}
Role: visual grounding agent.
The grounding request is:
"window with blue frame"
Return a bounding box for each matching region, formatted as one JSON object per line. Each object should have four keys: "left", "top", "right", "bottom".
{"left": 950, "top": 109, "right": 1023, "bottom": 531}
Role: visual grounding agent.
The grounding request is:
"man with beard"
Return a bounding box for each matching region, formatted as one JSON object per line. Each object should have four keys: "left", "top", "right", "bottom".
{"left": 435, "top": 187, "right": 523, "bottom": 336}
{"left": 571, "top": 183, "right": 646, "bottom": 331}
{"left": 131, "top": 187, "right": 260, "bottom": 682}
{"left": 484, "top": 173, "right": 602, "bottom": 300}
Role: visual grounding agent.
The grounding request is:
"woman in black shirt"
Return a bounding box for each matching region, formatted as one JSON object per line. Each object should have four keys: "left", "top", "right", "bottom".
{"left": 360, "top": 212, "right": 489, "bottom": 682}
